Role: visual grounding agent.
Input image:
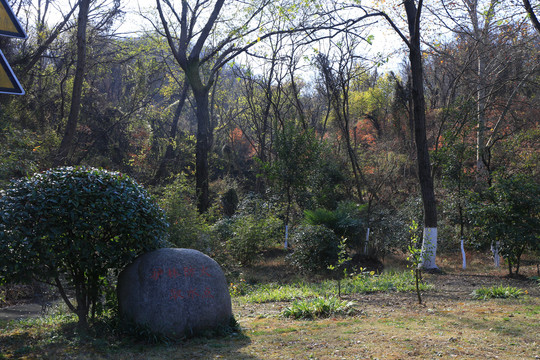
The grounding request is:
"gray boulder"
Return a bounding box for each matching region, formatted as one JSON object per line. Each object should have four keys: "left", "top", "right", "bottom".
{"left": 117, "top": 248, "right": 232, "bottom": 337}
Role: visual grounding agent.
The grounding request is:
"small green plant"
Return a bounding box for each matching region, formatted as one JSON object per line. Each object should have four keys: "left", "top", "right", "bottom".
{"left": 327, "top": 237, "right": 352, "bottom": 298}
{"left": 121, "top": 319, "right": 173, "bottom": 344}
{"left": 213, "top": 194, "right": 283, "bottom": 265}
{"left": 407, "top": 220, "right": 423, "bottom": 304}
{"left": 0, "top": 287, "right": 5, "bottom": 307}
{"left": 282, "top": 296, "right": 357, "bottom": 319}
{"left": 229, "top": 277, "right": 249, "bottom": 297}
{"left": 468, "top": 174, "right": 540, "bottom": 275}
{"left": 471, "top": 285, "right": 525, "bottom": 300}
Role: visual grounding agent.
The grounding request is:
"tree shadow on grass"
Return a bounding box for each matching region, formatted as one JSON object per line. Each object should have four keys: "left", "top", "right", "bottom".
{"left": 0, "top": 330, "right": 39, "bottom": 359}
{"left": 0, "top": 317, "right": 259, "bottom": 360}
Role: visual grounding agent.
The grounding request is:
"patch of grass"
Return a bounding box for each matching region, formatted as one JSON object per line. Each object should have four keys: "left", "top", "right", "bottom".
{"left": 273, "top": 327, "right": 298, "bottom": 334}
{"left": 236, "top": 270, "right": 431, "bottom": 303}
{"left": 282, "top": 297, "right": 358, "bottom": 319}
{"left": 236, "top": 282, "right": 322, "bottom": 303}
{"left": 471, "top": 285, "right": 525, "bottom": 300}
{"left": 0, "top": 306, "right": 247, "bottom": 359}
{"left": 341, "top": 270, "right": 432, "bottom": 294}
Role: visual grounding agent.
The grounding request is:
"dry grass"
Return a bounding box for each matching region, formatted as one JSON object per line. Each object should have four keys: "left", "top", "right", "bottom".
{"left": 1, "top": 251, "right": 539, "bottom": 360}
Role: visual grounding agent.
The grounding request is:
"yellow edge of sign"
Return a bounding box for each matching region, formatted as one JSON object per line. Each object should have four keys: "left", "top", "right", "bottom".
{"left": 0, "top": 50, "right": 24, "bottom": 95}
{"left": 0, "top": 60, "right": 15, "bottom": 88}
{"left": 0, "top": 2, "right": 18, "bottom": 33}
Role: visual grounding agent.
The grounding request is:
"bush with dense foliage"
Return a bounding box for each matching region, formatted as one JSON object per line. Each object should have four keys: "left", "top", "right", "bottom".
{"left": 226, "top": 214, "right": 282, "bottom": 265}
{"left": 304, "top": 201, "right": 366, "bottom": 248}
{"left": 0, "top": 167, "right": 168, "bottom": 328}
{"left": 468, "top": 174, "right": 539, "bottom": 275}
{"left": 157, "top": 174, "right": 214, "bottom": 251}
{"left": 289, "top": 225, "right": 339, "bottom": 273}
{"left": 213, "top": 194, "right": 283, "bottom": 265}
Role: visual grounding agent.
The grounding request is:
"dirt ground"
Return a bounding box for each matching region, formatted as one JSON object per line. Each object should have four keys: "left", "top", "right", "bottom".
{"left": 1, "top": 251, "right": 539, "bottom": 360}
{"left": 232, "top": 270, "right": 540, "bottom": 319}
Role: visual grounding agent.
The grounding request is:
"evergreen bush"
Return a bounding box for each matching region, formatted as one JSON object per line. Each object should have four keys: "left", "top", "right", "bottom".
{"left": 289, "top": 225, "right": 339, "bottom": 273}
{"left": 0, "top": 166, "right": 168, "bottom": 328}
{"left": 157, "top": 175, "right": 214, "bottom": 251}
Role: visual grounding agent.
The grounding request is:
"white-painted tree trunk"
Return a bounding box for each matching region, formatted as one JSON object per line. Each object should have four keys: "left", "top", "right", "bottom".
{"left": 364, "top": 228, "right": 370, "bottom": 256}
{"left": 461, "top": 237, "right": 467, "bottom": 269}
{"left": 419, "top": 227, "right": 438, "bottom": 269}
{"left": 491, "top": 241, "right": 500, "bottom": 267}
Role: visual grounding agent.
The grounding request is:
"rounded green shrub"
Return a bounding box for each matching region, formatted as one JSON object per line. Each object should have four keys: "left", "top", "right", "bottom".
{"left": 213, "top": 194, "right": 284, "bottom": 266}
{"left": 0, "top": 166, "right": 168, "bottom": 328}
{"left": 157, "top": 175, "right": 213, "bottom": 251}
{"left": 226, "top": 214, "right": 282, "bottom": 266}
{"left": 289, "top": 225, "right": 339, "bottom": 273}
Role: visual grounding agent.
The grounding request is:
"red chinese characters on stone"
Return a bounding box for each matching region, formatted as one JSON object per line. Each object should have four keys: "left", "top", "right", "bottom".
{"left": 167, "top": 267, "right": 180, "bottom": 279}
{"left": 150, "top": 268, "right": 164, "bottom": 281}
{"left": 167, "top": 287, "right": 213, "bottom": 301}
{"left": 200, "top": 266, "right": 211, "bottom": 277}
{"left": 184, "top": 266, "right": 196, "bottom": 278}
{"left": 202, "top": 287, "right": 214, "bottom": 299}
{"left": 150, "top": 265, "right": 212, "bottom": 281}
{"left": 151, "top": 265, "right": 215, "bottom": 302}
{"left": 187, "top": 288, "right": 199, "bottom": 299}
{"left": 169, "top": 289, "right": 184, "bottom": 300}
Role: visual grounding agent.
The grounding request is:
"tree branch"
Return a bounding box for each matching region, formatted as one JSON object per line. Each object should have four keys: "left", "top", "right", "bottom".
{"left": 156, "top": 0, "right": 186, "bottom": 67}
{"left": 17, "top": 0, "right": 80, "bottom": 73}
{"left": 190, "top": 0, "right": 226, "bottom": 59}
{"left": 55, "top": 276, "right": 76, "bottom": 313}
{"left": 523, "top": 0, "right": 540, "bottom": 34}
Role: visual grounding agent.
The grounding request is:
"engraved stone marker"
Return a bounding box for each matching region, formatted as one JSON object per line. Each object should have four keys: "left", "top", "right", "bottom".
{"left": 117, "top": 248, "right": 232, "bottom": 337}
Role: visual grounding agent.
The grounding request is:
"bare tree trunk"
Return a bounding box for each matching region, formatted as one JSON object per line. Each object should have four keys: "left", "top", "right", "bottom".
{"left": 153, "top": 80, "right": 190, "bottom": 184}
{"left": 54, "top": 0, "right": 90, "bottom": 167}
{"left": 467, "top": 0, "right": 491, "bottom": 181}
{"left": 192, "top": 86, "right": 211, "bottom": 213}
{"left": 317, "top": 54, "right": 365, "bottom": 203}
{"left": 523, "top": 0, "right": 540, "bottom": 34}
{"left": 476, "top": 50, "right": 487, "bottom": 177}
{"left": 404, "top": 0, "right": 438, "bottom": 270}
{"left": 255, "top": 59, "right": 276, "bottom": 193}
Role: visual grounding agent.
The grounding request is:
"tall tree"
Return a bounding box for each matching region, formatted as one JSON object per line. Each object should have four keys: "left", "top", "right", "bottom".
{"left": 53, "top": 0, "right": 123, "bottom": 166}
{"left": 154, "top": 0, "right": 374, "bottom": 212}
{"left": 153, "top": 79, "right": 190, "bottom": 183}
{"left": 54, "top": 0, "right": 91, "bottom": 166}
{"left": 316, "top": 48, "right": 369, "bottom": 205}
{"left": 402, "top": 0, "right": 438, "bottom": 270}
{"left": 305, "top": 0, "right": 438, "bottom": 268}
{"left": 155, "top": 0, "right": 264, "bottom": 212}
{"left": 367, "top": 0, "right": 439, "bottom": 269}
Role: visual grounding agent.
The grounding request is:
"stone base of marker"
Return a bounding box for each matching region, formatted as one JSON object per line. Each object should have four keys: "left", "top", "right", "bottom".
{"left": 117, "top": 248, "right": 232, "bottom": 338}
